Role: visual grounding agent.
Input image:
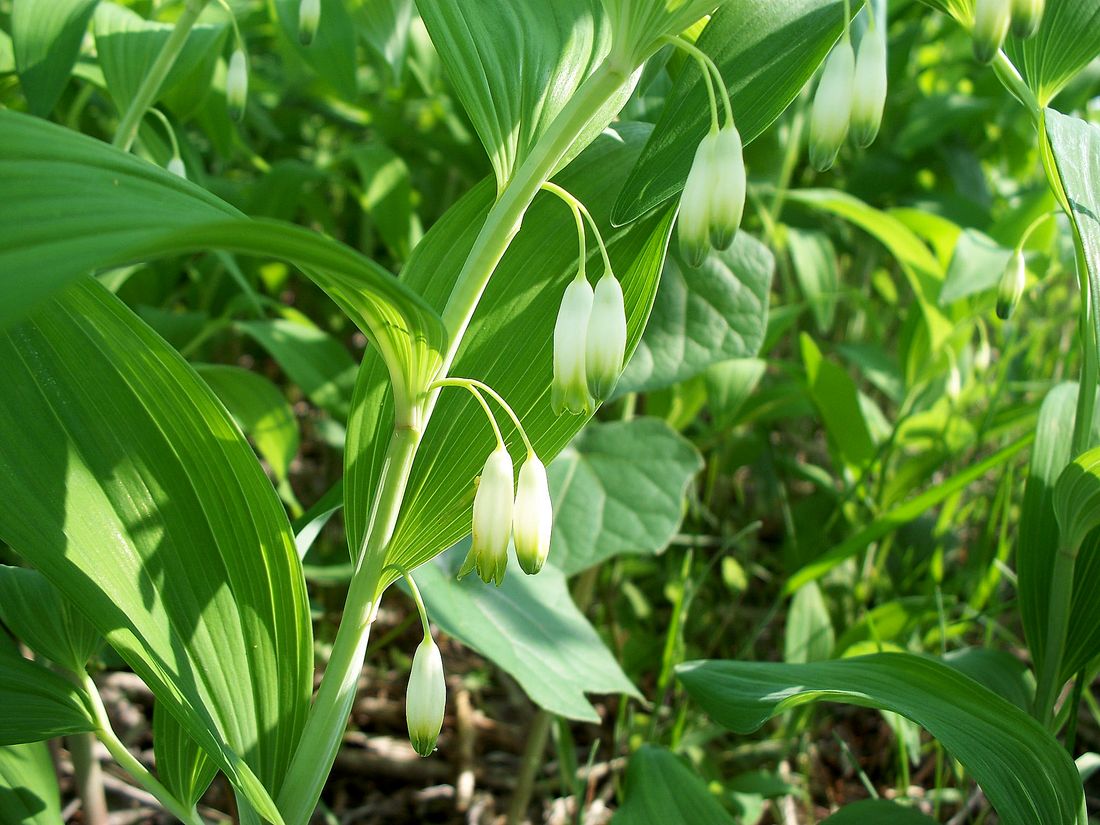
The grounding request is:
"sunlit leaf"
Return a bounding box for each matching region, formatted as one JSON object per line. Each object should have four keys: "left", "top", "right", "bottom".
{"left": 11, "top": 0, "right": 97, "bottom": 116}
{"left": 611, "top": 745, "right": 736, "bottom": 825}
{"left": 0, "top": 742, "right": 62, "bottom": 825}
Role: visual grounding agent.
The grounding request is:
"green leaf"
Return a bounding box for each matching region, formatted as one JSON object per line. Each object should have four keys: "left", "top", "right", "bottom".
{"left": 0, "top": 643, "right": 95, "bottom": 745}
{"left": 0, "top": 742, "right": 62, "bottom": 825}
{"left": 939, "top": 228, "right": 1014, "bottom": 306}
{"left": 11, "top": 0, "right": 98, "bottom": 116}
{"left": 416, "top": 543, "right": 640, "bottom": 722}
{"left": 786, "top": 227, "right": 839, "bottom": 332}
{"left": 0, "top": 280, "right": 313, "bottom": 820}
{"left": 0, "top": 110, "right": 446, "bottom": 410}
{"left": 547, "top": 419, "right": 703, "bottom": 576}
{"left": 416, "top": 0, "right": 631, "bottom": 191}
{"left": 0, "top": 566, "right": 99, "bottom": 674}
{"left": 1054, "top": 445, "right": 1100, "bottom": 551}
{"left": 616, "top": 234, "right": 773, "bottom": 395}
{"left": 355, "top": 0, "right": 414, "bottom": 82}
{"left": 345, "top": 123, "right": 675, "bottom": 575}
{"left": 785, "top": 582, "right": 834, "bottom": 664}
{"left": 1006, "top": 0, "right": 1100, "bottom": 107}
{"left": 94, "top": 2, "right": 227, "bottom": 117}
{"left": 195, "top": 364, "right": 300, "bottom": 483}
{"left": 800, "top": 334, "right": 876, "bottom": 469}
{"left": 613, "top": 0, "right": 856, "bottom": 224}
{"left": 273, "top": 0, "right": 358, "bottom": 99}
{"left": 819, "top": 799, "right": 939, "bottom": 825}
{"left": 677, "top": 653, "right": 1086, "bottom": 825}
{"left": 705, "top": 358, "right": 767, "bottom": 427}
{"left": 611, "top": 745, "right": 736, "bottom": 825}
{"left": 154, "top": 703, "right": 217, "bottom": 809}
{"left": 943, "top": 648, "right": 1035, "bottom": 712}
{"left": 348, "top": 143, "right": 421, "bottom": 262}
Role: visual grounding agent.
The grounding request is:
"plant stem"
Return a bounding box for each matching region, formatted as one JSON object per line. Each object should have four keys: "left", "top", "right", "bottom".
{"left": 112, "top": 0, "right": 208, "bottom": 152}
{"left": 69, "top": 733, "right": 109, "bottom": 825}
{"left": 507, "top": 709, "right": 554, "bottom": 825}
{"left": 82, "top": 674, "right": 203, "bottom": 825}
{"left": 1033, "top": 542, "right": 1078, "bottom": 726}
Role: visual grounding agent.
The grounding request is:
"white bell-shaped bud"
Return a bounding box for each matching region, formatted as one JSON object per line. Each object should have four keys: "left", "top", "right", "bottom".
{"left": 996, "top": 250, "right": 1026, "bottom": 320}
{"left": 585, "top": 274, "right": 627, "bottom": 402}
{"left": 708, "top": 122, "right": 746, "bottom": 251}
{"left": 1011, "top": 0, "right": 1044, "bottom": 38}
{"left": 552, "top": 276, "right": 595, "bottom": 415}
{"left": 809, "top": 39, "right": 856, "bottom": 172}
{"left": 167, "top": 156, "right": 187, "bottom": 179}
{"left": 406, "top": 637, "right": 445, "bottom": 757}
{"left": 851, "top": 28, "right": 887, "bottom": 148}
{"left": 470, "top": 445, "right": 514, "bottom": 586}
{"left": 514, "top": 456, "right": 553, "bottom": 575}
{"left": 678, "top": 130, "right": 718, "bottom": 268}
{"left": 298, "top": 0, "right": 321, "bottom": 45}
{"left": 226, "top": 49, "right": 248, "bottom": 121}
{"left": 973, "top": 0, "right": 1011, "bottom": 64}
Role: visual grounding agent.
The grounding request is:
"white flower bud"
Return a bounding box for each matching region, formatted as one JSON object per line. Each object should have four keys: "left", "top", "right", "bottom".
{"left": 678, "top": 130, "right": 718, "bottom": 268}
{"left": 552, "top": 277, "right": 595, "bottom": 416}
{"left": 585, "top": 274, "right": 627, "bottom": 401}
{"left": 851, "top": 28, "right": 887, "bottom": 148}
{"left": 167, "top": 156, "right": 187, "bottom": 179}
{"left": 470, "top": 445, "right": 514, "bottom": 586}
{"left": 406, "top": 637, "right": 445, "bottom": 757}
{"left": 809, "top": 39, "right": 856, "bottom": 172}
{"left": 298, "top": 0, "right": 321, "bottom": 45}
{"left": 996, "top": 250, "right": 1026, "bottom": 320}
{"left": 514, "top": 456, "right": 552, "bottom": 575}
{"left": 1011, "top": 0, "right": 1044, "bottom": 39}
{"left": 708, "top": 122, "right": 746, "bottom": 251}
{"left": 226, "top": 49, "right": 248, "bottom": 121}
{"left": 973, "top": 0, "right": 1011, "bottom": 64}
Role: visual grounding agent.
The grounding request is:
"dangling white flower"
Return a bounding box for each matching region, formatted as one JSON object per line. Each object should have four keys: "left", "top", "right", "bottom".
{"left": 226, "top": 49, "right": 248, "bottom": 121}
{"left": 1010, "top": 0, "right": 1044, "bottom": 39}
{"left": 972, "top": 0, "right": 1011, "bottom": 64}
{"left": 585, "top": 274, "right": 627, "bottom": 401}
{"left": 166, "top": 156, "right": 187, "bottom": 179}
{"left": 996, "top": 250, "right": 1026, "bottom": 320}
{"left": 678, "top": 130, "right": 717, "bottom": 268}
{"left": 553, "top": 276, "right": 595, "bottom": 416}
{"left": 708, "top": 122, "right": 746, "bottom": 251}
{"left": 469, "top": 445, "right": 514, "bottom": 586}
{"left": 851, "top": 26, "right": 887, "bottom": 148}
{"left": 809, "top": 39, "right": 856, "bottom": 172}
{"left": 298, "top": 0, "right": 321, "bottom": 45}
{"left": 406, "top": 637, "right": 445, "bottom": 757}
{"left": 514, "top": 456, "right": 553, "bottom": 575}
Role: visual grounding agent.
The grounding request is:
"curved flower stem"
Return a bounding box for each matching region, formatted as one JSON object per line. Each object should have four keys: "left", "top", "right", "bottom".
{"left": 659, "top": 35, "right": 728, "bottom": 131}
{"left": 540, "top": 182, "right": 615, "bottom": 279}
{"left": 540, "top": 182, "right": 588, "bottom": 280}
{"left": 434, "top": 377, "right": 536, "bottom": 456}
{"left": 429, "top": 378, "right": 505, "bottom": 449}
{"left": 382, "top": 565, "right": 432, "bottom": 638}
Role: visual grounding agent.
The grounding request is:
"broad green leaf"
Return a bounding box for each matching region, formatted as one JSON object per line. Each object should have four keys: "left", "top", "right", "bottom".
{"left": 614, "top": 0, "right": 857, "bottom": 224}
{"left": 677, "top": 653, "right": 1087, "bottom": 825}
{"left": 1006, "top": 0, "right": 1100, "bottom": 106}
{"left": 0, "top": 643, "right": 95, "bottom": 745}
{"left": 94, "top": 3, "right": 227, "bottom": 118}
{"left": 0, "top": 742, "right": 62, "bottom": 825}
{"left": 154, "top": 703, "right": 217, "bottom": 809}
{"left": 273, "top": 0, "right": 358, "bottom": 99}
{"left": 1054, "top": 445, "right": 1100, "bottom": 551}
{"left": 348, "top": 143, "right": 421, "bottom": 262}
{"left": 943, "top": 648, "right": 1035, "bottom": 712}
{"left": 195, "top": 364, "right": 300, "bottom": 483}
{"left": 0, "top": 110, "right": 446, "bottom": 406}
{"left": 616, "top": 234, "right": 773, "bottom": 395}
{"left": 0, "top": 566, "right": 99, "bottom": 674}
{"left": 939, "top": 228, "right": 1014, "bottom": 306}
{"left": 355, "top": 0, "right": 414, "bottom": 82}
{"left": 11, "top": 0, "right": 98, "bottom": 116}
{"left": 416, "top": 543, "right": 640, "bottom": 722}
{"left": 236, "top": 320, "right": 358, "bottom": 423}
{"left": 705, "top": 358, "right": 767, "bottom": 427}
{"left": 820, "top": 799, "right": 938, "bottom": 825}
{"left": 787, "top": 227, "right": 839, "bottom": 332}
{"left": 784, "top": 582, "right": 834, "bottom": 664}
{"left": 345, "top": 123, "right": 675, "bottom": 576}
{"left": 547, "top": 419, "right": 703, "bottom": 576}
{"left": 416, "top": 0, "right": 632, "bottom": 191}
{"left": 800, "top": 334, "right": 876, "bottom": 469}
{"left": 1017, "top": 383, "right": 1100, "bottom": 683}
{"left": 0, "top": 281, "right": 312, "bottom": 820}
{"left": 611, "top": 745, "right": 736, "bottom": 825}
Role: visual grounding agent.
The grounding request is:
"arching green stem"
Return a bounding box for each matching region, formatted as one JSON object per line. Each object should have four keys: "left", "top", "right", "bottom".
{"left": 434, "top": 377, "right": 537, "bottom": 456}
{"left": 429, "top": 378, "right": 506, "bottom": 449}
{"left": 383, "top": 565, "right": 431, "bottom": 638}
{"left": 541, "top": 182, "right": 616, "bottom": 279}
{"left": 659, "top": 34, "right": 729, "bottom": 132}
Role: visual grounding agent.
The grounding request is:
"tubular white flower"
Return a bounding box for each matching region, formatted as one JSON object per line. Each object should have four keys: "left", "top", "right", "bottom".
{"left": 809, "top": 40, "right": 856, "bottom": 172}
{"left": 972, "top": 0, "right": 1011, "bottom": 64}
{"left": 585, "top": 274, "right": 627, "bottom": 401}
{"left": 553, "top": 276, "right": 595, "bottom": 415}
{"left": 707, "top": 122, "right": 746, "bottom": 250}
{"left": 226, "top": 49, "right": 248, "bottom": 121}
{"left": 470, "top": 445, "right": 514, "bottom": 586}
{"left": 851, "top": 28, "right": 887, "bottom": 149}
{"left": 514, "top": 456, "right": 553, "bottom": 575}
{"left": 167, "top": 157, "right": 187, "bottom": 179}
{"left": 678, "top": 130, "right": 717, "bottom": 267}
{"left": 996, "top": 250, "right": 1026, "bottom": 320}
{"left": 298, "top": 0, "right": 321, "bottom": 45}
{"left": 1010, "top": 0, "right": 1044, "bottom": 39}
{"left": 406, "top": 637, "right": 445, "bottom": 757}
